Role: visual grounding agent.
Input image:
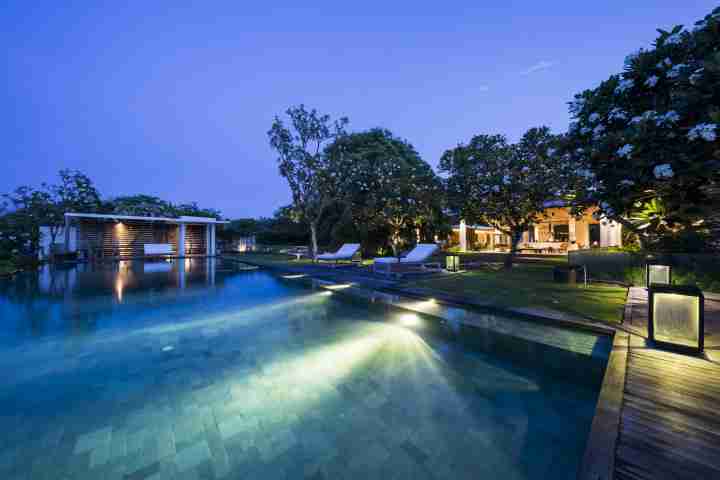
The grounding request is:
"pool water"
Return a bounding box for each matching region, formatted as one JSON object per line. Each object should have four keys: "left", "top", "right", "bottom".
{"left": 0, "top": 260, "right": 607, "bottom": 480}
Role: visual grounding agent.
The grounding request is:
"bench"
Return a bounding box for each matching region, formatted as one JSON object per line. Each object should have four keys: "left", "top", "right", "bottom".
{"left": 144, "top": 243, "right": 174, "bottom": 257}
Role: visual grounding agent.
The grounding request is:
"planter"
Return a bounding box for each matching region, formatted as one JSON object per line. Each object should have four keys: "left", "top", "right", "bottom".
{"left": 553, "top": 265, "right": 584, "bottom": 284}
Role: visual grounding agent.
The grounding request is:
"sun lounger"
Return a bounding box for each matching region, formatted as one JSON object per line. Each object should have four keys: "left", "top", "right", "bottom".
{"left": 373, "top": 244, "right": 440, "bottom": 275}
{"left": 317, "top": 243, "right": 361, "bottom": 265}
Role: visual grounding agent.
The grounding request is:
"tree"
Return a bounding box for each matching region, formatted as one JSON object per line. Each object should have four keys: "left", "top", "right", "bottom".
{"left": 324, "top": 128, "right": 444, "bottom": 256}
{"left": 442, "top": 134, "right": 510, "bottom": 224}
{"left": 105, "top": 195, "right": 222, "bottom": 219}
{"left": 562, "top": 8, "right": 720, "bottom": 251}
{"left": 440, "top": 128, "right": 570, "bottom": 268}
{"left": 173, "top": 202, "right": 221, "bottom": 219}
{"left": 268, "top": 105, "right": 348, "bottom": 259}
{"left": 1, "top": 186, "right": 52, "bottom": 256}
{"left": 43, "top": 170, "right": 101, "bottom": 245}
{"left": 105, "top": 195, "right": 175, "bottom": 217}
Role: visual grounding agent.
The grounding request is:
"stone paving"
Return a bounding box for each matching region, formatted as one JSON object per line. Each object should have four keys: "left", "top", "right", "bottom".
{"left": 0, "top": 270, "right": 603, "bottom": 480}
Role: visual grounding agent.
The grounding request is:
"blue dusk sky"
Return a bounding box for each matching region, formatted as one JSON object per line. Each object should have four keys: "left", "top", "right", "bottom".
{"left": 1, "top": 1, "right": 715, "bottom": 218}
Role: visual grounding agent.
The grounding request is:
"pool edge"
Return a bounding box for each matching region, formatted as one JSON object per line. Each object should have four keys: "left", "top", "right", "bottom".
{"left": 578, "top": 330, "right": 628, "bottom": 480}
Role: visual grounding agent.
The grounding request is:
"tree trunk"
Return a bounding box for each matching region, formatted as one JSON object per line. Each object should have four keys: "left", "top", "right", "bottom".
{"left": 48, "top": 226, "right": 59, "bottom": 246}
{"left": 47, "top": 225, "right": 60, "bottom": 261}
{"left": 310, "top": 221, "right": 319, "bottom": 261}
{"left": 504, "top": 230, "right": 523, "bottom": 269}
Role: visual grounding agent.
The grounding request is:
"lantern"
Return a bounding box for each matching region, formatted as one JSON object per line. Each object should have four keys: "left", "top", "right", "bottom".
{"left": 646, "top": 260, "right": 672, "bottom": 287}
{"left": 446, "top": 255, "right": 460, "bottom": 272}
{"left": 648, "top": 284, "right": 704, "bottom": 354}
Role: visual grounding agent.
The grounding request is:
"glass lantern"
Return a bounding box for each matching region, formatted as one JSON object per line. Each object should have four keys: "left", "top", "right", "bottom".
{"left": 648, "top": 284, "right": 704, "bottom": 353}
{"left": 446, "top": 255, "right": 460, "bottom": 272}
{"left": 646, "top": 261, "right": 672, "bottom": 287}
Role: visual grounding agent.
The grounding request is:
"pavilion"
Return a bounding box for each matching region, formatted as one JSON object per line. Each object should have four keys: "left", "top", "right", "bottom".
{"left": 63, "top": 212, "right": 228, "bottom": 260}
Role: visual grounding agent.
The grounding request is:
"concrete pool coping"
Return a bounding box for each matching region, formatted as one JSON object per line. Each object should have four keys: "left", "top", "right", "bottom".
{"left": 578, "top": 331, "right": 628, "bottom": 480}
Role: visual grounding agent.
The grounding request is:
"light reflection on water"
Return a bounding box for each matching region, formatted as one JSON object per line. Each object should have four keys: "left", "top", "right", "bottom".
{"left": 0, "top": 260, "right": 604, "bottom": 480}
{"left": 0, "top": 259, "right": 267, "bottom": 345}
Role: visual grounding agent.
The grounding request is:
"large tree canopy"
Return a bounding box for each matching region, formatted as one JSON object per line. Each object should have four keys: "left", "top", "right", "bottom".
{"left": 563, "top": 8, "right": 720, "bottom": 250}
{"left": 325, "top": 128, "right": 445, "bottom": 255}
{"left": 104, "top": 195, "right": 220, "bottom": 219}
{"left": 1, "top": 170, "right": 102, "bottom": 255}
{"left": 441, "top": 127, "right": 573, "bottom": 267}
{"left": 268, "top": 105, "right": 348, "bottom": 258}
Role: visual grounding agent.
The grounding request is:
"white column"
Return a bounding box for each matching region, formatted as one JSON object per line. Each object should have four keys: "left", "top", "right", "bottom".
{"left": 459, "top": 220, "right": 467, "bottom": 253}
{"left": 569, "top": 217, "right": 577, "bottom": 244}
{"left": 64, "top": 215, "right": 71, "bottom": 252}
{"left": 178, "top": 259, "right": 186, "bottom": 289}
{"left": 209, "top": 224, "right": 216, "bottom": 256}
{"left": 205, "top": 224, "right": 212, "bottom": 256}
{"left": 601, "top": 220, "right": 622, "bottom": 247}
{"left": 600, "top": 221, "right": 612, "bottom": 247}
{"left": 178, "top": 224, "right": 186, "bottom": 257}
{"left": 206, "top": 257, "right": 216, "bottom": 285}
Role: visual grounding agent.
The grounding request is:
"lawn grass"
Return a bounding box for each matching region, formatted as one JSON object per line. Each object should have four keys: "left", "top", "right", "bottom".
{"left": 406, "top": 263, "right": 628, "bottom": 324}
{"left": 228, "top": 252, "right": 627, "bottom": 324}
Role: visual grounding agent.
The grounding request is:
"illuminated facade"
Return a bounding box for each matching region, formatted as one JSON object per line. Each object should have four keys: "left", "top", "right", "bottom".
{"left": 450, "top": 204, "right": 622, "bottom": 253}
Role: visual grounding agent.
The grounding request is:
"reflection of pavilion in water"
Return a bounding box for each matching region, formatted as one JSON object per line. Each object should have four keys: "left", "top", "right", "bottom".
{"left": 24, "top": 259, "right": 225, "bottom": 337}
{"left": 0, "top": 259, "right": 257, "bottom": 341}
{"left": 38, "top": 258, "right": 220, "bottom": 302}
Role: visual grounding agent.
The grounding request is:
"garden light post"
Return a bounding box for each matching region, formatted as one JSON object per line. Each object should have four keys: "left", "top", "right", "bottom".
{"left": 446, "top": 255, "right": 460, "bottom": 272}
{"left": 646, "top": 259, "right": 672, "bottom": 287}
{"left": 648, "top": 284, "right": 704, "bottom": 354}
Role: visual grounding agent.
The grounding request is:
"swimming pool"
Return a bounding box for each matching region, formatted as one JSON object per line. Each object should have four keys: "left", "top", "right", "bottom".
{"left": 0, "top": 259, "right": 609, "bottom": 479}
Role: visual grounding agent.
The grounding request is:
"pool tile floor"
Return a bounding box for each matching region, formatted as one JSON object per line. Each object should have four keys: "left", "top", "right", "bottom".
{"left": 0, "top": 273, "right": 603, "bottom": 480}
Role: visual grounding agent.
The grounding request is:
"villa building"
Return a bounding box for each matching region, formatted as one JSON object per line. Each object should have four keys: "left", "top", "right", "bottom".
{"left": 450, "top": 203, "right": 622, "bottom": 253}
{"left": 61, "top": 213, "right": 228, "bottom": 260}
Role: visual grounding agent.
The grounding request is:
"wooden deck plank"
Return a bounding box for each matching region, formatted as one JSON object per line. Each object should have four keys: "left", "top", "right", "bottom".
{"left": 614, "top": 341, "right": 720, "bottom": 480}
{"left": 613, "top": 288, "right": 720, "bottom": 480}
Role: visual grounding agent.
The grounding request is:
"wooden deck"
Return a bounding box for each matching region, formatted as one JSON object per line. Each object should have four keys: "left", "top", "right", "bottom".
{"left": 614, "top": 288, "right": 720, "bottom": 480}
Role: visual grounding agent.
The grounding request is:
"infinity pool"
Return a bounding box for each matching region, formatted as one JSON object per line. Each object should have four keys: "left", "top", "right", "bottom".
{"left": 0, "top": 259, "right": 608, "bottom": 479}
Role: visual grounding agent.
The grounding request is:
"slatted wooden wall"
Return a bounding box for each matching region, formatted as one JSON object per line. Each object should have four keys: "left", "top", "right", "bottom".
{"left": 185, "top": 225, "right": 207, "bottom": 255}
{"left": 75, "top": 220, "right": 209, "bottom": 258}
{"left": 102, "top": 222, "right": 155, "bottom": 257}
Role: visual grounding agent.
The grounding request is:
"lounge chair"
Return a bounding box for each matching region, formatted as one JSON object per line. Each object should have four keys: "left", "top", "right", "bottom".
{"left": 316, "top": 243, "right": 361, "bottom": 265}
{"left": 373, "top": 244, "right": 440, "bottom": 276}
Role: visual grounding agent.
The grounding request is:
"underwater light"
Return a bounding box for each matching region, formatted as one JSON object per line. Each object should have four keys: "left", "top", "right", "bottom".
{"left": 398, "top": 313, "right": 421, "bottom": 327}
{"left": 281, "top": 274, "right": 307, "bottom": 279}
{"left": 324, "top": 283, "right": 353, "bottom": 290}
